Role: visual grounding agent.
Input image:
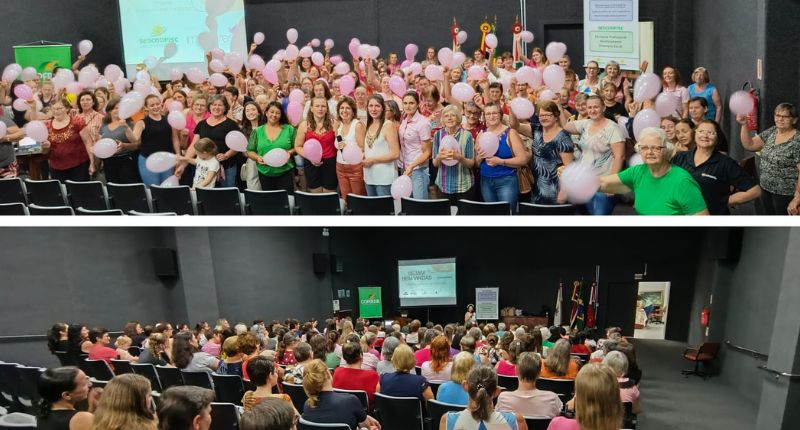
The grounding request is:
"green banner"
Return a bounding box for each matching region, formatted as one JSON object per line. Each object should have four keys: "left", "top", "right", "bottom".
{"left": 13, "top": 45, "right": 72, "bottom": 80}
{"left": 358, "top": 286, "right": 383, "bottom": 319}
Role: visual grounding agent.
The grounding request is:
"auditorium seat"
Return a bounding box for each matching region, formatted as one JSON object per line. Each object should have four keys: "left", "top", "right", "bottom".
{"left": 682, "top": 342, "right": 720, "bottom": 378}
{"left": 428, "top": 381, "right": 443, "bottom": 397}
{"left": 535, "top": 378, "right": 574, "bottom": 402}
{"left": 129, "top": 210, "right": 177, "bottom": 216}
{"left": 15, "top": 367, "right": 43, "bottom": 408}
{"left": 347, "top": 194, "right": 396, "bottom": 215}
{"left": 0, "top": 178, "right": 28, "bottom": 204}
{"left": 297, "top": 418, "right": 350, "bottom": 430}
{"left": 27, "top": 204, "right": 74, "bottom": 215}
{"left": 623, "top": 401, "right": 638, "bottom": 429}
{"left": 244, "top": 189, "right": 292, "bottom": 215}
{"left": 518, "top": 202, "right": 579, "bottom": 215}
{"left": 24, "top": 179, "right": 67, "bottom": 206}
{"left": 457, "top": 199, "right": 511, "bottom": 215}
{"left": 65, "top": 180, "right": 109, "bottom": 210}
{"left": 294, "top": 191, "right": 342, "bottom": 215}
{"left": 333, "top": 388, "right": 368, "bottom": 413}
{"left": 211, "top": 374, "right": 244, "bottom": 405}
{"left": 76, "top": 207, "right": 124, "bottom": 216}
{"left": 196, "top": 187, "right": 244, "bottom": 215}
{"left": 373, "top": 393, "right": 425, "bottom": 430}
{"left": 82, "top": 359, "right": 114, "bottom": 381}
{"left": 130, "top": 363, "right": 162, "bottom": 392}
{"left": 280, "top": 381, "right": 308, "bottom": 413}
{"left": 110, "top": 360, "right": 133, "bottom": 375}
{"left": 0, "top": 202, "right": 28, "bottom": 215}
{"left": 106, "top": 182, "right": 151, "bottom": 214}
{"left": 181, "top": 370, "right": 214, "bottom": 389}
{"left": 400, "top": 197, "right": 453, "bottom": 215}
{"left": 209, "top": 402, "right": 240, "bottom": 430}
{"left": 155, "top": 365, "right": 183, "bottom": 390}
{"left": 426, "top": 399, "right": 462, "bottom": 430}
{"left": 0, "top": 363, "right": 29, "bottom": 412}
{"left": 150, "top": 185, "right": 196, "bottom": 215}
{"left": 523, "top": 416, "right": 553, "bottom": 430}
{"left": 497, "top": 374, "right": 519, "bottom": 392}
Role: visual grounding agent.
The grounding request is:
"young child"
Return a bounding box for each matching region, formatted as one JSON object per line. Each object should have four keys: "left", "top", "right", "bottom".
{"left": 183, "top": 137, "right": 219, "bottom": 189}
{"left": 115, "top": 335, "right": 139, "bottom": 362}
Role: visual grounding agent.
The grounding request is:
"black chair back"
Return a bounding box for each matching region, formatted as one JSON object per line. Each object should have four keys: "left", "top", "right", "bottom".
{"left": 130, "top": 363, "right": 162, "bottom": 392}
{"left": 28, "top": 204, "right": 74, "bottom": 215}
{"left": 181, "top": 370, "right": 214, "bottom": 389}
{"left": 297, "top": 418, "right": 351, "bottom": 430}
{"left": 110, "top": 360, "right": 134, "bottom": 375}
{"left": 155, "top": 365, "right": 184, "bottom": 389}
{"left": 523, "top": 416, "right": 553, "bottom": 430}
{"left": 347, "top": 194, "right": 395, "bottom": 215}
{"left": 0, "top": 178, "right": 27, "bottom": 204}
{"left": 535, "top": 378, "right": 575, "bottom": 401}
{"left": 0, "top": 202, "right": 27, "bottom": 215}
{"left": 401, "top": 197, "right": 451, "bottom": 215}
{"left": 457, "top": 199, "right": 511, "bottom": 215}
{"left": 428, "top": 381, "right": 443, "bottom": 397}
{"left": 196, "top": 187, "right": 242, "bottom": 215}
{"left": 280, "top": 381, "right": 308, "bottom": 413}
{"left": 244, "top": 189, "right": 291, "bottom": 215}
{"left": 373, "top": 393, "right": 424, "bottom": 430}
{"left": 127, "top": 346, "right": 142, "bottom": 357}
{"left": 150, "top": 185, "right": 194, "bottom": 215}
{"left": 65, "top": 180, "right": 108, "bottom": 210}
{"left": 24, "top": 179, "right": 66, "bottom": 206}
{"left": 15, "top": 367, "right": 43, "bottom": 407}
{"left": 0, "top": 363, "right": 23, "bottom": 408}
{"left": 76, "top": 207, "right": 123, "bottom": 215}
{"left": 497, "top": 374, "right": 519, "bottom": 392}
{"left": 212, "top": 374, "right": 244, "bottom": 405}
{"left": 333, "top": 388, "right": 368, "bottom": 413}
{"left": 106, "top": 182, "right": 150, "bottom": 213}
{"left": 53, "top": 351, "right": 77, "bottom": 366}
{"left": 518, "top": 202, "right": 578, "bottom": 215}
{"left": 623, "top": 401, "right": 638, "bottom": 429}
{"left": 209, "top": 402, "right": 239, "bottom": 430}
{"left": 426, "top": 399, "right": 463, "bottom": 429}
{"left": 83, "top": 359, "right": 115, "bottom": 381}
{"left": 294, "top": 191, "right": 341, "bottom": 215}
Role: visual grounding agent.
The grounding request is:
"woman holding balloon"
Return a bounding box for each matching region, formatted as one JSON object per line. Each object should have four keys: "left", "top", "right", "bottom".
{"left": 295, "top": 97, "right": 338, "bottom": 193}
{"left": 476, "top": 103, "right": 530, "bottom": 213}
{"left": 363, "top": 95, "right": 400, "bottom": 197}
{"left": 334, "top": 97, "right": 367, "bottom": 200}
{"left": 42, "top": 98, "right": 94, "bottom": 181}
{"left": 246, "top": 101, "right": 296, "bottom": 194}
{"left": 99, "top": 97, "right": 141, "bottom": 184}
{"left": 399, "top": 91, "right": 433, "bottom": 199}
{"left": 432, "top": 104, "right": 476, "bottom": 204}
{"left": 133, "top": 94, "right": 181, "bottom": 186}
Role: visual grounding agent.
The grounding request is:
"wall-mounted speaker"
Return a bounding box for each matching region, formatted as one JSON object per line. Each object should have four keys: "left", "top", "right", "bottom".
{"left": 313, "top": 253, "right": 328, "bottom": 275}
{"left": 151, "top": 248, "right": 178, "bottom": 277}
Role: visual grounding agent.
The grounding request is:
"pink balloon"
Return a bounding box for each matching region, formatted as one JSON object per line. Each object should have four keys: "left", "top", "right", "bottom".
{"left": 113, "top": 79, "right": 128, "bottom": 94}
{"left": 168, "top": 111, "right": 187, "bottom": 130}
{"left": 654, "top": 93, "right": 680, "bottom": 117}
{"left": 389, "top": 76, "right": 406, "bottom": 98}
{"left": 13, "top": 84, "right": 33, "bottom": 101}
{"left": 729, "top": 91, "right": 755, "bottom": 116}
{"left": 12, "top": 99, "right": 30, "bottom": 112}
{"left": 303, "top": 138, "right": 323, "bottom": 164}
{"left": 78, "top": 66, "right": 99, "bottom": 89}
{"left": 311, "top": 38, "right": 321, "bottom": 48}
{"left": 209, "top": 59, "right": 225, "bottom": 73}
{"left": 266, "top": 59, "right": 281, "bottom": 72}
{"left": 628, "top": 153, "right": 644, "bottom": 167}
{"left": 248, "top": 55, "right": 265, "bottom": 71}
{"left": 405, "top": 44, "right": 418, "bottom": 61}
{"left": 273, "top": 50, "right": 286, "bottom": 61}
{"left": 545, "top": 42, "right": 567, "bottom": 63}
{"left": 371, "top": 46, "right": 381, "bottom": 59}
{"left": 515, "top": 66, "right": 535, "bottom": 87}
{"left": 632, "top": 109, "right": 661, "bottom": 141}
{"left": 484, "top": 34, "right": 498, "bottom": 49}
{"left": 225, "top": 131, "right": 248, "bottom": 152}
{"left": 342, "top": 143, "right": 363, "bottom": 164}
{"left": 161, "top": 176, "right": 180, "bottom": 187}
{"left": 439, "top": 135, "right": 461, "bottom": 167}
{"left": 391, "top": 175, "right": 413, "bottom": 200}
{"left": 358, "top": 44, "right": 372, "bottom": 59}
{"left": 633, "top": 72, "right": 662, "bottom": 102}
{"left": 451, "top": 83, "right": 475, "bottom": 103}
{"left": 311, "top": 52, "right": 325, "bottom": 66}
{"left": 119, "top": 92, "right": 145, "bottom": 120}
{"left": 262, "top": 67, "right": 278, "bottom": 85}
{"left": 438, "top": 48, "right": 454, "bottom": 68}
{"left": 451, "top": 52, "right": 466, "bottom": 68}
{"left": 254, "top": 32, "right": 265, "bottom": 45}
{"left": 133, "top": 79, "right": 150, "bottom": 94}
{"left": 477, "top": 131, "right": 500, "bottom": 157}
{"left": 211, "top": 49, "right": 225, "bottom": 60}
{"left": 288, "top": 89, "right": 305, "bottom": 104}
{"left": 186, "top": 68, "right": 205, "bottom": 84}
{"left": 542, "top": 65, "right": 565, "bottom": 91}
{"left": 325, "top": 39, "right": 334, "bottom": 49}
{"left": 339, "top": 75, "right": 356, "bottom": 96}
{"left": 209, "top": 73, "right": 228, "bottom": 87}
{"left": 348, "top": 39, "right": 361, "bottom": 59}
{"left": 617, "top": 117, "right": 631, "bottom": 139}
{"left": 167, "top": 101, "right": 183, "bottom": 112}
{"left": 66, "top": 82, "right": 83, "bottom": 95}
{"left": 2, "top": 64, "right": 21, "bottom": 82}
{"left": 263, "top": 148, "right": 290, "bottom": 167}
{"left": 334, "top": 62, "right": 350, "bottom": 75}
{"left": 78, "top": 39, "right": 93, "bottom": 56}
{"left": 468, "top": 65, "right": 486, "bottom": 81}
{"left": 520, "top": 31, "right": 535, "bottom": 44}
{"left": 510, "top": 98, "right": 535, "bottom": 118}
{"left": 330, "top": 55, "right": 343, "bottom": 65}
{"left": 284, "top": 44, "right": 300, "bottom": 61}
{"left": 560, "top": 162, "right": 599, "bottom": 204}
{"left": 456, "top": 31, "right": 468, "bottom": 45}
{"left": 538, "top": 89, "right": 556, "bottom": 102}
{"left": 286, "top": 101, "right": 303, "bottom": 125}
{"left": 25, "top": 121, "right": 48, "bottom": 142}
{"left": 424, "top": 65, "right": 444, "bottom": 81}
{"left": 20, "top": 66, "right": 37, "bottom": 81}
{"left": 104, "top": 64, "right": 123, "bottom": 82}
{"left": 145, "top": 152, "right": 177, "bottom": 173}
{"left": 92, "top": 138, "right": 118, "bottom": 159}
{"left": 286, "top": 28, "right": 299, "bottom": 44}
{"left": 409, "top": 62, "right": 422, "bottom": 76}
{"left": 224, "top": 51, "right": 244, "bottom": 73}
{"left": 299, "top": 46, "right": 313, "bottom": 58}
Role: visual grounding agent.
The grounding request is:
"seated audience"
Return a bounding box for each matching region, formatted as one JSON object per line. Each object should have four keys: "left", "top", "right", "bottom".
{"left": 414, "top": 329, "right": 439, "bottom": 367}
{"left": 496, "top": 352, "right": 562, "bottom": 418}
{"left": 540, "top": 339, "right": 581, "bottom": 380}
{"left": 216, "top": 335, "right": 243, "bottom": 377}
{"left": 436, "top": 351, "right": 476, "bottom": 406}
{"left": 242, "top": 356, "right": 294, "bottom": 412}
{"left": 332, "top": 341, "right": 380, "bottom": 407}
{"left": 439, "top": 364, "right": 526, "bottom": 430}
{"left": 324, "top": 331, "right": 342, "bottom": 369}
{"left": 87, "top": 328, "right": 118, "bottom": 364}
{"left": 603, "top": 351, "right": 640, "bottom": 413}
{"left": 138, "top": 333, "right": 170, "bottom": 366}
{"left": 302, "top": 359, "right": 381, "bottom": 430}
{"left": 92, "top": 374, "right": 157, "bottom": 430}
{"left": 283, "top": 341, "right": 313, "bottom": 384}
{"left": 378, "top": 344, "right": 433, "bottom": 401}
{"left": 156, "top": 386, "right": 214, "bottom": 430}
{"left": 114, "top": 335, "right": 139, "bottom": 362}
{"left": 240, "top": 397, "right": 297, "bottom": 430}
{"left": 277, "top": 332, "right": 300, "bottom": 366}
{"left": 200, "top": 327, "right": 223, "bottom": 359}
{"left": 239, "top": 332, "right": 261, "bottom": 380}
{"left": 47, "top": 323, "right": 70, "bottom": 356}
{"left": 37, "top": 367, "right": 95, "bottom": 430}
{"left": 547, "top": 364, "right": 623, "bottom": 430}
{"left": 422, "top": 335, "right": 453, "bottom": 381}
{"left": 173, "top": 331, "right": 219, "bottom": 373}
{"left": 376, "top": 336, "right": 401, "bottom": 375}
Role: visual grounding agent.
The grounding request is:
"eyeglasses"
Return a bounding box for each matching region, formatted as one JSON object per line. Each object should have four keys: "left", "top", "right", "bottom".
{"left": 696, "top": 130, "right": 717, "bottom": 136}
{"left": 639, "top": 146, "right": 665, "bottom": 153}
{"left": 775, "top": 114, "right": 793, "bottom": 119}
{"left": 466, "top": 111, "right": 482, "bottom": 116}
{"left": 538, "top": 114, "right": 555, "bottom": 119}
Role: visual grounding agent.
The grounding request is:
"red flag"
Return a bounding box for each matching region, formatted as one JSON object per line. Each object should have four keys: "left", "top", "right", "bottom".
{"left": 569, "top": 280, "right": 581, "bottom": 327}
{"left": 586, "top": 281, "right": 597, "bottom": 328}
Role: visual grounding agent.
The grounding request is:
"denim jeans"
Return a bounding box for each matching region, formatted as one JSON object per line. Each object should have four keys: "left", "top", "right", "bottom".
{"left": 138, "top": 155, "right": 174, "bottom": 186}
{"left": 411, "top": 167, "right": 430, "bottom": 199}
{"left": 586, "top": 192, "right": 618, "bottom": 215}
{"left": 366, "top": 184, "right": 392, "bottom": 197}
{"left": 480, "top": 174, "right": 519, "bottom": 214}
{"left": 217, "top": 164, "right": 238, "bottom": 188}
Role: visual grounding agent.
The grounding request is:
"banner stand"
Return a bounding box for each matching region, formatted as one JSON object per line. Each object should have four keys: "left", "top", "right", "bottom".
{"left": 13, "top": 41, "right": 73, "bottom": 80}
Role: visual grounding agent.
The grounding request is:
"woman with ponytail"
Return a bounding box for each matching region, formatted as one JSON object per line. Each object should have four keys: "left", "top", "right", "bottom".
{"left": 37, "top": 367, "right": 94, "bottom": 430}
{"left": 302, "top": 359, "right": 381, "bottom": 430}
{"left": 440, "top": 364, "right": 526, "bottom": 430}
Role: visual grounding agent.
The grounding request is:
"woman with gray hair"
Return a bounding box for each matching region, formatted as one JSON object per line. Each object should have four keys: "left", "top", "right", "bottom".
{"left": 598, "top": 127, "right": 709, "bottom": 215}
{"left": 377, "top": 336, "right": 401, "bottom": 374}
{"left": 432, "top": 103, "right": 476, "bottom": 203}
{"left": 603, "top": 350, "right": 640, "bottom": 413}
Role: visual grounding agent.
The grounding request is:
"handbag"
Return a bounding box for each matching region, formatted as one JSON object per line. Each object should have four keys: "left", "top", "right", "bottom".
{"left": 509, "top": 130, "right": 534, "bottom": 194}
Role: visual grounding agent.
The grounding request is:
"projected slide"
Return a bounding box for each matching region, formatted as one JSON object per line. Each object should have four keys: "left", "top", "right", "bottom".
{"left": 398, "top": 258, "right": 457, "bottom": 306}
{"left": 118, "top": 0, "right": 248, "bottom": 80}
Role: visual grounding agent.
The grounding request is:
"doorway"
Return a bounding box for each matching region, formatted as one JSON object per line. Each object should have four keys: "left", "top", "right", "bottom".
{"left": 633, "top": 282, "right": 670, "bottom": 339}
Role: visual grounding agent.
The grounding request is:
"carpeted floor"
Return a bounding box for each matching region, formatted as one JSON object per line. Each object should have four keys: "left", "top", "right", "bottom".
{"left": 632, "top": 339, "right": 757, "bottom": 430}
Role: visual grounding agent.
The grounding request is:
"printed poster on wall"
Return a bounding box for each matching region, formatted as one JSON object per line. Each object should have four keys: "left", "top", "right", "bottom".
{"left": 13, "top": 45, "right": 72, "bottom": 80}
{"left": 475, "top": 287, "right": 499, "bottom": 320}
{"left": 584, "top": 0, "right": 640, "bottom": 69}
{"left": 358, "top": 286, "right": 383, "bottom": 319}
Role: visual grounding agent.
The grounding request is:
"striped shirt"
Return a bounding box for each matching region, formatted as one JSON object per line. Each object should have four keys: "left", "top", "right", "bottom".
{"left": 433, "top": 128, "right": 475, "bottom": 194}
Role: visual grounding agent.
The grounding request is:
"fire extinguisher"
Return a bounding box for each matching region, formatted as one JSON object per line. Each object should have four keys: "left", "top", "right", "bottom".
{"left": 742, "top": 82, "right": 760, "bottom": 132}
{"left": 700, "top": 306, "right": 710, "bottom": 328}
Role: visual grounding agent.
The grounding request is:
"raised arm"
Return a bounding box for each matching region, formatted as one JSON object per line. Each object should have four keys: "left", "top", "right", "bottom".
{"left": 736, "top": 115, "right": 765, "bottom": 152}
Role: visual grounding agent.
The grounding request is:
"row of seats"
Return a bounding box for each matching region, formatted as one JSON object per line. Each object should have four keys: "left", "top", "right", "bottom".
{"left": 0, "top": 178, "right": 581, "bottom": 215}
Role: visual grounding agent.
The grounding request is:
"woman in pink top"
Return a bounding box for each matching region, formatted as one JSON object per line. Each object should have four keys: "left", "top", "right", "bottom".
{"left": 496, "top": 352, "right": 562, "bottom": 418}
{"left": 603, "top": 351, "right": 640, "bottom": 413}
{"left": 184, "top": 94, "right": 210, "bottom": 150}
{"left": 398, "top": 91, "right": 432, "bottom": 199}
{"left": 87, "top": 328, "right": 118, "bottom": 365}
{"left": 547, "top": 364, "right": 623, "bottom": 430}
{"left": 660, "top": 66, "right": 690, "bottom": 118}
{"left": 295, "top": 97, "right": 338, "bottom": 193}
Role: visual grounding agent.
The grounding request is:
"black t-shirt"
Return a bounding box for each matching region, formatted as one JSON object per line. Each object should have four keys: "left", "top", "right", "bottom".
{"left": 672, "top": 150, "right": 758, "bottom": 215}
{"left": 194, "top": 118, "right": 241, "bottom": 168}
{"left": 603, "top": 102, "right": 628, "bottom": 121}
{"left": 140, "top": 116, "right": 174, "bottom": 157}
{"left": 302, "top": 391, "right": 366, "bottom": 429}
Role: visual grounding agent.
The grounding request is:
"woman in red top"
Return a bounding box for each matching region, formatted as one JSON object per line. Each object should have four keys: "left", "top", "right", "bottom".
{"left": 44, "top": 98, "right": 94, "bottom": 181}
{"left": 332, "top": 341, "right": 380, "bottom": 409}
{"left": 295, "top": 96, "right": 337, "bottom": 193}
{"left": 87, "top": 328, "right": 118, "bottom": 365}
{"left": 277, "top": 332, "right": 299, "bottom": 366}
{"left": 570, "top": 332, "right": 592, "bottom": 356}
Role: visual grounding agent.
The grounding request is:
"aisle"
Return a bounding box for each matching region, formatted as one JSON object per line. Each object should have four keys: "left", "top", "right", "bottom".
{"left": 631, "top": 339, "right": 756, "bottom": 430}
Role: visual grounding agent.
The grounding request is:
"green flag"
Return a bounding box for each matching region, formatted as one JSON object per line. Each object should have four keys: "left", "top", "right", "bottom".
{"left": 14, "top": 45, "right": 72, "bottom": 80}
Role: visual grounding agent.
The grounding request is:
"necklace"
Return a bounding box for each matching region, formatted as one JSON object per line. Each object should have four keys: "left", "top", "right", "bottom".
{"left": 366, "top": 125, "right": 380, "bottom": 149}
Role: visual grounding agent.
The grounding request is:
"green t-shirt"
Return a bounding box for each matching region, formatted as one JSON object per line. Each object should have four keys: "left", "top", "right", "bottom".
{"left": 618, "top": 164, "right": 707, "bottom": 215}
{"left": 247, "top": 124, "right": 296, "bottom": 176}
